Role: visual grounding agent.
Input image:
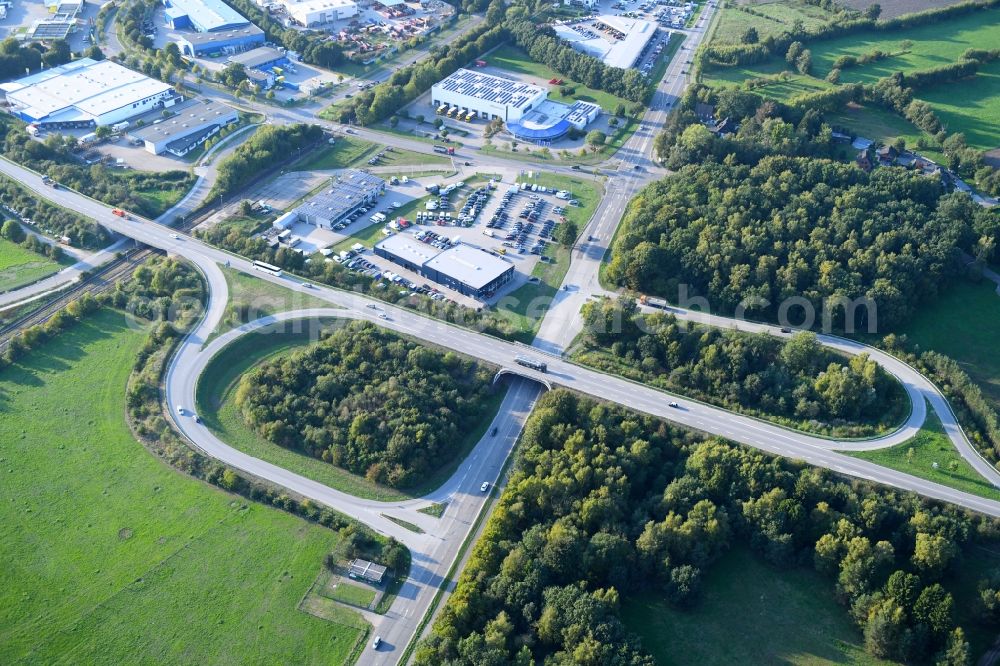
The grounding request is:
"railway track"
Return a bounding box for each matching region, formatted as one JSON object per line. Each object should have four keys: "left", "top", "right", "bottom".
{"left": 0, "top": 247, "right": 159, "bottom": 352}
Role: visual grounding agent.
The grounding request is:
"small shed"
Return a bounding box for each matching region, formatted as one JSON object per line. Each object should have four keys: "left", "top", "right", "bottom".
{"left": 348, "top": 559, "right": 387, "bottom": 584}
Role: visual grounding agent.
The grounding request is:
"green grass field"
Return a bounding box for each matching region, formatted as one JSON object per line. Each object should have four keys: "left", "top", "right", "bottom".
{"left": 488, "top": 44, "right": 633, "bottom": 111}
{"left": 712, "top": 0, "right": 840, "bottom": 45}
{"left": 898, "top": 280, "right": 1000, "bottom": 409}
{"left": 848, "top": 404, "right": 1000, "bottom": 502}
{"left": 196, "top": 321, "right": 509, "bottom": 500}
{"left": 917, "top": 59, "right": 1000, "bottom": 152}
{"left": 808, "top": 9, "right": 1000, "bottom": 84}
{"left": 0, "top": 236, "right": 63, "bottom": 292}
{"left": 326, "top": 581, "right": 377, "bottom": 608}
{"left": 623, "top": 547, "right": 897, "bottom": 665}
{"left": 0, "top": 309, "right": 365, "bottom": 665}
{"left": 216, "top": 267, "right": 332, "bottom": 335}
{"left": 296, "top": 136, "right": 380, "bottom": 171}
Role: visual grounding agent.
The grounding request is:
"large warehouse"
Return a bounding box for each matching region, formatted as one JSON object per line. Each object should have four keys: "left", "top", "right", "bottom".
{"left": 280, "top": 0, "right": 358, "bottom": 27}
{"left": 174, "top": 25, "right": 265, "bottom": 56}
{"left": 0, "top": 59, "right": 176, "bottom": 128}
{"left": 164, "top": 0, "right": 252, "bottom": 32}
{"left": 553, "top": 15, "right": 656, "bottom": 69}
{"left": 127, "top": 99, "right": 238, "bottom": 156}
{"left": 285, "top": 170, "right": 385, "bottom": 229}
{"left": 431, "top": 69, "right": 547, "bottom": 123}
{"left": 374, "top": 235, "right": 514, "bottom": 299}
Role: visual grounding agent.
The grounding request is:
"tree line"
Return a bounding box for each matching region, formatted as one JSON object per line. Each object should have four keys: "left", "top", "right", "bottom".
{"left": 416, "top": 389, "right": 993, "bottom": 664}
{"left": 576, "top": 297, "right": 905, "bottom": 437}
{"left": 606, "top": 156, "right": 988, "bottom": 332}
{"left": 0, "top": 123, "right": 195, "bottom": 220}
{"left": 234, "top": 321, "right": 495, "bottom": 488}
{"left": 210, "top": 124, "right": 323, "bottom": 200}
{"left": 1, "top": 217, "right": 65, "bottom": 262}
{"left": 0, "top": 171, "right": 107, "bottom": 249}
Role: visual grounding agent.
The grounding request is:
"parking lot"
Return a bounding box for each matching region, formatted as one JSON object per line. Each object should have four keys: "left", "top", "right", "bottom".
{"left": 328, "top": 174, "right": 584, "bottom": 306}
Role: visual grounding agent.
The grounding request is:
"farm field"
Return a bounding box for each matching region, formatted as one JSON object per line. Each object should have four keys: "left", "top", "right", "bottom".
{"left": 838, "top": 0, "right": 967, "bottom": 19}
{"left": 487, "top": 44, "right": 633, "bottom": 111}
{"left": 0, "top": 310, "right": 365, "bottom": 665}
{"left": 701, "top": 7, "right": 1000, "bottom": 150}
{"left": 623, "top": 546, "right": 897, "bottom": 665}
{"left": 917, "top": 59, "right": 1000, "bottom": 153}
{"left": 711, "top": 0, "right": 840, "bottom": 44}
{"left": 0, "top": 237, "right": 63, "bottom": 292}
{"left": 807, "top": 9, "right": 1000, "bottom": 83}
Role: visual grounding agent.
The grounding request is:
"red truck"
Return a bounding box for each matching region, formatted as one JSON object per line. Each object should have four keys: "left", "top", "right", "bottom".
{"left": 111, "top": 208, "right": 130, "bottom": 220}
{"left": 432, "top": 145, "right": 455, "bottom": 155}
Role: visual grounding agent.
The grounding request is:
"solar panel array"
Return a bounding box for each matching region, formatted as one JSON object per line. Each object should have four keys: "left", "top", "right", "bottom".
{"left": 434, "top": 69, "right": 544, "bottom": 111}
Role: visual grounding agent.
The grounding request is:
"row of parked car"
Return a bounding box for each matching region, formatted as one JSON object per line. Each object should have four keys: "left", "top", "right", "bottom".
{"left": 414, "top": 229, "right": 453, "bottom": 250}
{"left": 485, "top": 187, "right": 520, "bottom": 230}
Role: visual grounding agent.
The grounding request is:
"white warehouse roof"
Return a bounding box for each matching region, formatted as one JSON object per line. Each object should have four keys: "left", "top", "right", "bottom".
{"left": 424, "top": 244, "right": 512, "bottom": 291}
{"left": 0, "top": 59, "right": 173, "bottom": 124}
{"left": 554, "top": 15, "right": 656, "bottom": 69}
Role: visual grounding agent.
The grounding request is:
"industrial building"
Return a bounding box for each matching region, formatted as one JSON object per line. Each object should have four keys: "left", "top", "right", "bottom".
{"left": 127, "top": 99, "right": 238, "bottom": 156}
{"left": 280, "top": 0, "right": 358, "bottom": 27}
{"left": 431, "top": 69, "right": 547, "bottom": 123}
{"left": 423, "top": 244, "right": 514, "bottom": 298}
{"left": 174, "top": 24, "right": 265, "bottom": 56}
{"left": 279, "top": 170, "right": 385, "bottom": 230}
{"left": 374, "top": 235, "right": 514, "bottom": 299}
{"left": 553, "top": 15, "right": 657, "bottom": 69}
{"left": 0, "top": 58, "right": 177, "bottom": 128}
{"left": 227, "top": 46, "right": 288, "bottom": 71}
{"left": 164, "top": 0, "right": 252, "bottom": 32}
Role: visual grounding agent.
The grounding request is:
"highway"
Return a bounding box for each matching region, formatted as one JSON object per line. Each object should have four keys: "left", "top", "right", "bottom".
{"left": 6, "top": 3, "right": 1000, "bottom": 660}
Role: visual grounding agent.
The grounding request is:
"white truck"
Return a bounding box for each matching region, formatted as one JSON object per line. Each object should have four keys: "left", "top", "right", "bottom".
{"left": 111, "top": 121, "right": 130, "bottom": 133}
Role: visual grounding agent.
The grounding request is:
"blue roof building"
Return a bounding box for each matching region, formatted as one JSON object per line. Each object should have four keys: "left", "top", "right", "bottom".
{"left": 164, "top": 0, "right": 250, "bottom": 32}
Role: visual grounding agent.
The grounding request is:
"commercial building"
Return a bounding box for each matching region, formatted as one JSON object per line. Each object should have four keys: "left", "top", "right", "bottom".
{"left": 164, "top": 0, "right": 252, "bottom": 32}
{"left": 373, "top": 233, "right": 439, "bottom": 274}
{"left": 424, "top": 244, "right": 514, "bottom": 298}
{"left": 280, "top": 0, "right": 358, "bottom": 27}
{"left": 553, "top": 15, "right": 657, "bottom": 69}
{"left": 227, "top": 46, "right": 288, "bottom": 71}
{"left": 174, "top": 24, "right": 266, "bottom": 56}
{"left": 127, "top": 98, "right": 238, "bottom": 156}
{"left": 431, "top": 69, "right": 547, "bottom": 123}
{"left": 0, "top": 58, "right": 176, "bottom": 128}
{"left": 507, "top": 99, "right": 601, "bottom": 143}
{"left": 285, "top": 170, "right": 385, "bottom": 229}
{"left": 374, "top": 235, "right": 514, "bottom": 299}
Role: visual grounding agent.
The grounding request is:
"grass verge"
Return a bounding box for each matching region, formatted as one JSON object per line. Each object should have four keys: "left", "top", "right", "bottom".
{"left": 0, "top": 236, "right": 64, "bottom": 292}
{"left": 848, "top": 403, "right": 1000, "bottom": 502}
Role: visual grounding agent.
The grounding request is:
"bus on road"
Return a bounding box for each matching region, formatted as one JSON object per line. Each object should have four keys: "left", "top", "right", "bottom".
{"left": 252, "top": 260, "right": 283, "bottom": 277}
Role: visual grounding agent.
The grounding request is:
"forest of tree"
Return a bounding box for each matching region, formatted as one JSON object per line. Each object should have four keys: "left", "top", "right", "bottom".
{"left": 234, "top": 322, "right": 495, "bottom": 487}
{"left": 605, "top": 156, "right": 992, "bottom": 332}
{"left": 576, "top": 297, "right": 905, "bottom": 437}
{"left": 417, "top": 390, "right": 998, "bottom": 665}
